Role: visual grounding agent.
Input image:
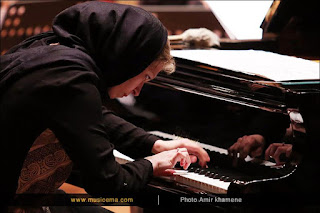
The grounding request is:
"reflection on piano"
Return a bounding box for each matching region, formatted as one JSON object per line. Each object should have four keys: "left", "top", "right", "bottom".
{"left": 114, "top": 130, "right": 297, "bottom": 196}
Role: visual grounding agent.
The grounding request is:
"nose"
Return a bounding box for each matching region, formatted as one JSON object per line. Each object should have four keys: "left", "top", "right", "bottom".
{"left": 133, "top": 83, "right": 144, "bottom": 96}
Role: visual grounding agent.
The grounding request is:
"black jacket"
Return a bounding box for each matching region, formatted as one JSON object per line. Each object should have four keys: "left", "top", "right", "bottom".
{"left": 0, "top": 1, "right": 167, "bottom": 205}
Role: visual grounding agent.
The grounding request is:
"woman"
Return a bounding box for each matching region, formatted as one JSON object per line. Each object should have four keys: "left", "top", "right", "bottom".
{"left": 0, "top": 1, "right": 210, "bottom": 206}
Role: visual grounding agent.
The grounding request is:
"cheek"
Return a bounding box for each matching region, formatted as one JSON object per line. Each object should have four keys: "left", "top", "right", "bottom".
{"left": 108, "top": 74, "right": 146, "bottom": 98}
{"left": 128, "top": 79, "right": 144, "bottom": 91}
{"left": 107, "top": 87, "right": 117, "bottom": 99}
{"left": 108, "top": 85, "right": 125, "bottom": 98}
{"left": 137, "top": 81, "right": 145, "bottom": 89}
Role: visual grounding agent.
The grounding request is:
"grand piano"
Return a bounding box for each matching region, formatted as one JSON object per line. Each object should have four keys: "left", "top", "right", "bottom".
{"left": 102, "top": 0, "right": 320, "bottom": 210}
{"left": 108, "top": 54, "right": 319, "bottom": 210}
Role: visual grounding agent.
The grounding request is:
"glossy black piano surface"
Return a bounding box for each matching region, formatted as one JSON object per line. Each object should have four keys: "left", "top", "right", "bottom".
{"left": 99, "top": 52, "right": 319, "bottom": 208}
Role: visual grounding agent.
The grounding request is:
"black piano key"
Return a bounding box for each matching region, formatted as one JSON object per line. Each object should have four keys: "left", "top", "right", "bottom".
{"left": 199, "top": 170, "right": 207, "bottom": 175}
{"left": 208, "top": 173, "right": 215, "bottom": 178}
{"left": 219, "top": 176, "right": 226, "bottom": 181}
{"left": 204, "top": 171, "right": 211, "bottom": 176}
{"left": 175, "top": 162, "right": 182, "bottom": 169}
{"left": 194, "top": 168, "right": 201, "bottom": 173}
{"left": 188, "top": 167, "right": 195, "bottom": 172}
{"left": 212, "top": 174, "right": 220, "bottom": 179}
{"left": 223, "top": 177, "right": 231, "bottom": 182}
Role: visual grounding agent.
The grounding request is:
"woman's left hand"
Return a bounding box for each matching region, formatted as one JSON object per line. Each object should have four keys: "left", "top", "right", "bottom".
{"left": 152, "top": 139, "right": 210, "bottom": 167}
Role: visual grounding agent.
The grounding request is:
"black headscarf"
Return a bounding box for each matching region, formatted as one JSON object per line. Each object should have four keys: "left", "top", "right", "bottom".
{"left": 0, "top": 1, "right": 168, "bottom": 97}
{"left": 52, "top": 1, "right": 168, "bottom": 87}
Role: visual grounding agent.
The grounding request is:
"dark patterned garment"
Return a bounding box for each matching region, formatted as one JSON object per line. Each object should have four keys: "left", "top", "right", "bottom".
{"left": 16, "top": 129, "right": 73, "bottom": 194}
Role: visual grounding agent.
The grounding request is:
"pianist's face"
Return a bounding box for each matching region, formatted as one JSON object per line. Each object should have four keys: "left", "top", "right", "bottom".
{"left": 108, "top": 60, "right": 164, "bottom": 99}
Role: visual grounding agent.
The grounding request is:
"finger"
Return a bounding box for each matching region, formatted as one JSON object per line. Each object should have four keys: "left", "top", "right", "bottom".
{"left": 273, "top": 143, "right": 285, "bottom": 146}
{"left": 228, "top": 145, "right": 235, "bottom": 157}
{"left": 184, "top": 152, "right": 192, "bottom": 170}
{"left": 273, "top": 147, "right": 286, "bottom": 165}
{"left": 237, "top": 137, "right": 244, "bottom": 143}
{"left": 227, "top": 145, "right": 233, "bottom": 156}
{"left": 286, "top": 145, "right": 292, "bottom": 158}
{"left": 239, "top": 144, "right": 250, "bottom": 159}
{"left": 268, "top": 146, "right": 277, "bottom": 159}
{"left": 175, "top": 147, "right": 187, "bottom": 165}
{"left": 184, "top": 145, "right": 210, "bottom": 167}
{"left": 265, "top": 145, "right": 271, "bottom": 160}
{"left": 175, "top": 149, "right": 189, "bottom": 167}
{"left": 242, "top": 135, "right": 248, "bottom": 142}
{"left": 190, "top": 155, "right": 198, "bottom": 163}
{"left": 180, "top": 158, "right": 185, "bottom": 167}
{"left": 265, "top": 144, "right": 277, "bottom": 160}
{"left": 170, "top": 150, "right": 183, "bottom": 167}
{"left": 268, "top": 144, "right": 280, "bottom": 158}
{"left": 177, "top": 149, "right": 192, "bottom": 170}
{"left": 228, "top": 142, "right": 238, "bottom": 157}
{"left": 250, "top": 147, "right": 263, "bottom": 158}
{"left": 229, "top": 142, "right": 240, "bottom": 158}
{"left": 245, "top": 136, "right": 259, "bottom": 149}
{"left": 185, "top": 142, "right": 210, "bottom": 162}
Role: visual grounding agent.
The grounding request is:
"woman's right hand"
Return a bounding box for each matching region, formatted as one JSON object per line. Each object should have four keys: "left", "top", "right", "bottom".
{"left": 145, "top": 148, "right": 194, "bottom": 176}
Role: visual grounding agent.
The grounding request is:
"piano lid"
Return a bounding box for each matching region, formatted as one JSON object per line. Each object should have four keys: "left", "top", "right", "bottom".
{"left": 208, "top": 0, "right": 320, "bottom": 59}
{"left": 261, "top": 0, "right": 319, "bottom": 35}
{"left": 261, "top": 0, "right": 320, "bottom": 59}
{"left": 171, "top": 49, "right": 319, "bottom": 82}
{"left": 150, "top": 49, "right": 319, "bottom": 114}
{"left": 163, "top": 0, "right": 320, "bottom": 112}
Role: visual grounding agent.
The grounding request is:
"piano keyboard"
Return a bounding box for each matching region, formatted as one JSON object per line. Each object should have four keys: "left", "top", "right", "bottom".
{"left": 149, "top": 131, "right": 276, "bottom": 167}
{"left": 171, "top": 169, "right": 231, "bottom": 194}
{"left": 113, "top": 131, "right": 287, "bottom": 195}
{"left": 113, "top": 148, "right": 231, "bottom": 194}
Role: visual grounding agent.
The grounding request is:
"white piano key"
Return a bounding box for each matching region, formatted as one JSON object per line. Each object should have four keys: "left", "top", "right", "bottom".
{"left": 174, "top": 172, "right": 230, "bottom": 194}
{"left": 173, "top": 169, "right": 189, "bottom": 174}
